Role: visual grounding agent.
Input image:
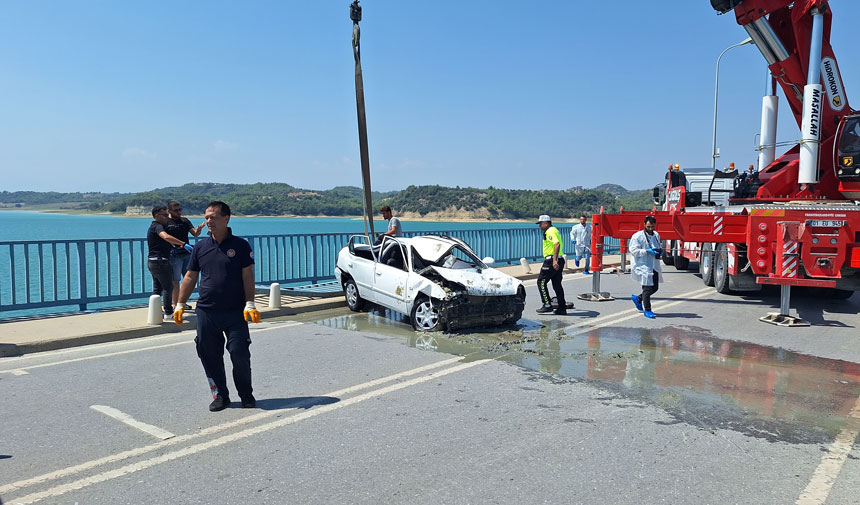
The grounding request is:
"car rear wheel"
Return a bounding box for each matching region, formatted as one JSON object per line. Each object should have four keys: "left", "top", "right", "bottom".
{"left": 344, "top": 278, "right": 365, "bottom": 311}
{"left": 411, "top": 297, "right": 444, "bottom": 332}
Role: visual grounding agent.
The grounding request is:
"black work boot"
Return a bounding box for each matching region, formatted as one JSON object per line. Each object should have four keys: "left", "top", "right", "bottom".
{"left": 240, "top": 395, "right": 257, "bottom": 408}
{"left": 536, "top": 305, "right": 553, "bottom": 314}
{"left": 209, "top": 395, "right": 231, "bottom": 412}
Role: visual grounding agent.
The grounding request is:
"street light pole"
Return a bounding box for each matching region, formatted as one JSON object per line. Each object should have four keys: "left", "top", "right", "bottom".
{"left": 712, "top": 37, "right": 754, "bottom": 170}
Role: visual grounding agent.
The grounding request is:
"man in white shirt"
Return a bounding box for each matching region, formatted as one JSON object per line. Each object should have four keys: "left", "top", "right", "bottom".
{"left": 569, "top": 214, "right": 592, "bottom": 274}
{"left": 379, "top": 205, "right": 402, "bottom": 237}
{"left": 629, "top": 215, "right": 664, "bottom": 319}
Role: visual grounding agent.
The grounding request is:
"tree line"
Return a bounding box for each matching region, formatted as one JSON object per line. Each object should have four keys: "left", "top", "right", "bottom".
{"left": 3, "top": 182, "right": 653, "bottom": 217}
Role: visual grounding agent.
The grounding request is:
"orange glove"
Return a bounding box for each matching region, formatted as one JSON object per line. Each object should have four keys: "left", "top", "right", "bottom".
{"left": 243, "top": 301, "right": 261, "bottom": 323}
{"left": 173, "top": 303, "right": 186, "bottom": 325}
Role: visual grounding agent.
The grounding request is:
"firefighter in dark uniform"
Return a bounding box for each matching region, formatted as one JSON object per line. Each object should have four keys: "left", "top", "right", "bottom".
{"left": 535, "top": 214, "right": 569, "bottom": 315}
{"left": 174, "top": 201, "right": 261, "bottom": 412}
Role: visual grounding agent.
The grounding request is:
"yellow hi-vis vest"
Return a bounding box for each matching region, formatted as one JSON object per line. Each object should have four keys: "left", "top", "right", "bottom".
{"left": 542, "top": 226, "right": 563, "bottom": 257}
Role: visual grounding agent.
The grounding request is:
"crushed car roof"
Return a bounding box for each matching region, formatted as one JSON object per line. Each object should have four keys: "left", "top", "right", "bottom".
{"left": 404, "top": 235, "right": 466, "bottom": 263}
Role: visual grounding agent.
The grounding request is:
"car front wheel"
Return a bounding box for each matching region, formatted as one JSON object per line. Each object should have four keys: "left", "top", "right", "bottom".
{"left": 411, "top": 297, "right": 444, "bottom": 332}
{"left": 344, "top": 278, "right": 365, "bottom": 311}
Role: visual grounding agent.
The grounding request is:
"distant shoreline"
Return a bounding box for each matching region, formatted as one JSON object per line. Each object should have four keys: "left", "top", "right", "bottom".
{"left": 0, "top": 207, "right": 556, "bottom": 224}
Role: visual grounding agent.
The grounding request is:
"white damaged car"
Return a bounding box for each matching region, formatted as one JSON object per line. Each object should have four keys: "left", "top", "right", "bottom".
{"left": 334, "top": 235, "right": 525, "bottom": 331}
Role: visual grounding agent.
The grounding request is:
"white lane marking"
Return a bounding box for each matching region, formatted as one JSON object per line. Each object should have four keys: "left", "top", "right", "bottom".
{"left": 8, "top": 359, "right": 490, "bottom": 505}
{"left": 0, "top": 321, "right": 304, "bottom": 374}
{"left": 0, "top": 355, "right": 465, "bottom": 496}
{"left": 565, "top": 286, "right": 714, "bottom": 329}
{"left": 796, "top": 395, "right": 860, "bottom": 505}
{"left": 9, "top": 369, "right": 29, "bottom": 375}
{"left": 89, "top": 406, "right": 175, "bottom": 441}
{"left": 564, "top": 289, "right": 715, "bottom": 337}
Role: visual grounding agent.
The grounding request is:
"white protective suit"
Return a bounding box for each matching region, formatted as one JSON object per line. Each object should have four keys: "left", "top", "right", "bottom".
{"left": 629, "top": 229, "right": 664, "bottom": 287}
{"left": 569, "top": 223, "right": 592, "bottom": 257}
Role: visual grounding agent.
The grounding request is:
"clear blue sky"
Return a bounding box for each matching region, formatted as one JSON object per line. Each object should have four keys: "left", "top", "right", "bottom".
{"left": 1, "top": 0, "right": 858, "bottom": 193}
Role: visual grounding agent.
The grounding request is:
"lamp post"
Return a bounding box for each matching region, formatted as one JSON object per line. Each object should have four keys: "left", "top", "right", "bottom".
{"left": 712, "top": 37, "right": 754, "bottom": 170}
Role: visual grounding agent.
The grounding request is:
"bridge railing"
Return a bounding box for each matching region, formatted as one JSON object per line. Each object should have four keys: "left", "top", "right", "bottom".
{"left": 0, "top": 228, "right": 619, "bottom": 316}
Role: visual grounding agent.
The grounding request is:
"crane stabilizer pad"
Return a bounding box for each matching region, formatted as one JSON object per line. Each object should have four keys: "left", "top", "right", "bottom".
{"left": 577, "top": 292, "right": 615, "bottom": 302}
{"left": 759, "top": 312, "right": 810, "bottom": 327}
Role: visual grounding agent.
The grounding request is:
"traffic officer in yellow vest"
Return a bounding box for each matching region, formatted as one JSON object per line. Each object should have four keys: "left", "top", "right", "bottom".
{"left": 535, "top": 214, "right": 569, "bottom": 315}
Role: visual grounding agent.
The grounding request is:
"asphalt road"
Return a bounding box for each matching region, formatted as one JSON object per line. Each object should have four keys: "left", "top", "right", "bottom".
{"left": 1, "top": 266, "right": 859, "bottom": 505}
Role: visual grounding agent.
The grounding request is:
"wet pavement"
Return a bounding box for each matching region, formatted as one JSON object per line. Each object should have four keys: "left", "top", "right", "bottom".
{"left": 290, "top": 306, "right": 860, "bottom": 446}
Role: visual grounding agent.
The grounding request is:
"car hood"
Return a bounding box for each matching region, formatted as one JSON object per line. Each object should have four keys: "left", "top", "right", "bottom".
{"left": 428, "top": 266, "right": 520, "bottom": 296}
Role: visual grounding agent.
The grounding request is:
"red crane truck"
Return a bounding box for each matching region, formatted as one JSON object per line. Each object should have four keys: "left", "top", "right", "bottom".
{"left": 588, "top": 0, "right": 860, "bottom": 326}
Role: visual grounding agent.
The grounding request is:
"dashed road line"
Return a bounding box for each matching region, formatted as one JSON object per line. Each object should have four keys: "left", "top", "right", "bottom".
{"left": 0, "top": 355, "right": 465, "bottom": 498}
{"left": 6, "top": 358, "right": 490, "bottom": 505}
{"left": 90, "top": 405, "right": 176, "bottom": 441}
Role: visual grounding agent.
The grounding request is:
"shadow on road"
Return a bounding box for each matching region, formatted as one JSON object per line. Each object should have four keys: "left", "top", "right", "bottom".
{"left": 255, "top": 396, "right": 339, "bottom": 411}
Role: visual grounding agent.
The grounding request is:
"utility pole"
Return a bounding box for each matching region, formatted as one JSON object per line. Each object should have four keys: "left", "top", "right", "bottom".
{"left": 351, "top": 0, "right": 375, "bottom": 237}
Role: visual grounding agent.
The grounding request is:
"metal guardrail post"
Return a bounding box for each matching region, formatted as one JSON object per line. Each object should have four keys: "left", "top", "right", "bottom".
{"left": 77, "top": 242, "right": 88, "bottom": 311}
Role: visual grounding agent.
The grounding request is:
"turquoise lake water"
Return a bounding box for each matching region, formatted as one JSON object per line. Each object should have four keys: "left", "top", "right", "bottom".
{"left": 0, "top": 210, "right": 545, "bottom": 241}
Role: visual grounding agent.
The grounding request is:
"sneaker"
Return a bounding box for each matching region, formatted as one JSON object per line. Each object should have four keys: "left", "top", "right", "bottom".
{"left": 536, "top": 305, "right": 553, "bottom": 314}
{"left": 643, "top": 310, "right": 656, "bottom": 319}
{"left": 209, "top": 395, "right": 231, "bottom": 412}
{"left": 583, "top": 271, "right": 591, "bottom": 275}
{"left": 631, "top": 295, "right": 643, "bottom": 311}
{"left": 241, "top": 395, "right": 257, "bottom": 408}
{"left": 553, "top": 309, "right": 568, "bottom": 315}
{"left": 163, "top": 312, "right": 174, "bottom": 321}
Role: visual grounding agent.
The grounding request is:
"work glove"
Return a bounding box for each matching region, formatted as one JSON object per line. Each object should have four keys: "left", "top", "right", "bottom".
{"left": 647, "top": 247, "right": 659, "bottom": 257}
{"left": 244, "top": 301, "right": 261, "bottom": 323}
{"left": 173, "top": 303, "right": 186, "bottom": 325}
{"left": 184, "top": 243, "right": 193, "bottom": 253}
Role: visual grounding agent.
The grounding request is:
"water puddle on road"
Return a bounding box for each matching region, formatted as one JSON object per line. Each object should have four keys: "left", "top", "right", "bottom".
{"left": 302, "top": 308, "right": 860, "bottom": 444}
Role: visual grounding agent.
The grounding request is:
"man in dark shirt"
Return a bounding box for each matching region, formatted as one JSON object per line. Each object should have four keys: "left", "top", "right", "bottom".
{"left": 166, "top": 200, "right": 204, "bottom": 309}
{"left": 147, "top": 205, "right": 188, "bottom": 318}
{"left": 174, "top": 201, "right": 261, "bottom": 412}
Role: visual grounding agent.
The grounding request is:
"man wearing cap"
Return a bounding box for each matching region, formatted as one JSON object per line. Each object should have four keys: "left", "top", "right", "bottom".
{"left": 535, "top": 215, "right": 568, "bottom": 315}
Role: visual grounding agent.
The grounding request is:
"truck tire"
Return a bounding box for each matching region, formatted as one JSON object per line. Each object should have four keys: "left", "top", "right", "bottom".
{"left": 713, "top": 243, "right": 731, "bottom": 294}
{"left": 343, "top": 278, "right": 366, "bottom": 311}
{"left": 699, "top": 243, "right": 715, "bottom": 286}
{"left": 673, "top": 253, "right": 690, "bottom": 271}
{"left": 662, "top": 241, "right": 675, "bottom": 266}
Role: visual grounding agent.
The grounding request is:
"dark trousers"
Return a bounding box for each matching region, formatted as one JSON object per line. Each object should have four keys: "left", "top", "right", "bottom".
{"left": 147, "top": 260, "right": 174, "bottom": 314}
{"left": 537, "top": 257, "right": 565, "bottom": 307}
{"left": 638, "top": 271, "right": 660, "bottom": 311}
{"left": 195, "top": 307, "right": 253, "bottom": 401}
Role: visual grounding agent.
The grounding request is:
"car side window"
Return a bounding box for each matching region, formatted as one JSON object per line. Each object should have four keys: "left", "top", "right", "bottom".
{"left": 379, "top": 241, "right": 407, "bottom": 272}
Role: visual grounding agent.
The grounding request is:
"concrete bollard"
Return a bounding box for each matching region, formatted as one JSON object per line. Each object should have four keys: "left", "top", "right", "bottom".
{"left": 147, "top": 295, "right": 163, "bottom": 325}
{"left": 269, "top": 283, "right": 281, "bottom": 309}
{"left": 520, "top": 257, "right": 531, "bottom": 274}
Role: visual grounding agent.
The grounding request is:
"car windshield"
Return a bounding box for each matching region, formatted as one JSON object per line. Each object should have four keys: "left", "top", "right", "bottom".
{"left": 437, "top": 245, "right": 486, "bottom": 270}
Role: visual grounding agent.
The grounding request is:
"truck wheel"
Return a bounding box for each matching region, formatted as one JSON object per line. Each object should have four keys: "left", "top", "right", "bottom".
{"left": 673, "top": 254, "right": 690, "bottom": 270}
{"left": 699, "top": 243, "right": 715, "bottom": 286}
{"left": 662, "top": 241, "right": 675, "bottom": 266}
{"left": 411, "top": 297, "right": 444, "bottom": 332}
{"left": 344, "top": 278, "right": 365, "bottom": 311}
{"left": 713, "top": 243, "right": 731, "bottom": 294}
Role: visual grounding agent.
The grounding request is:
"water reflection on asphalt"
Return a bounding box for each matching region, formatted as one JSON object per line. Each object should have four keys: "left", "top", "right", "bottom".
{"left": 303, "top": 307, "right": 860, "bottom": 444}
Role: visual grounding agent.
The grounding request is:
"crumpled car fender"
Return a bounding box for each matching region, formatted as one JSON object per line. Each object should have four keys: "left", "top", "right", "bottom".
{"left": 406, "top": 274, "right": 449, "bottom": 312}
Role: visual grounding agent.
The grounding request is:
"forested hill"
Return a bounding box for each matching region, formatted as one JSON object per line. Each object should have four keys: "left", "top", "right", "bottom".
{"left": 2, "top": 183, "right": 653, "bottom": 217}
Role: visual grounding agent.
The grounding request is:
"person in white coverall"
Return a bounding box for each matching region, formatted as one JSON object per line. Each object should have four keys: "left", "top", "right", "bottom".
{"left": 629, "top": 215, "right": 664, "bottom": 319}
{"left": 569, "top": 214, "right": 592, "bottom": 274}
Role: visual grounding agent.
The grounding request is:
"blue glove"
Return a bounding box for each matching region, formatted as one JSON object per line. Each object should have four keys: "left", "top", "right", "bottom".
{"left": 184, "top": 243, "right": 193, "bottom": 253}
{"left": 647, "top": 247, "right": 659, "bottom": 257}
{"left": 574, "top": 256, "right": 580, "bottom": 267}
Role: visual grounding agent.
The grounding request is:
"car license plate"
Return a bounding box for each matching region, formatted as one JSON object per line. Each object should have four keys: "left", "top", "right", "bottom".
{"left": 807, "top": 220, "right": 844, "bottom": 227}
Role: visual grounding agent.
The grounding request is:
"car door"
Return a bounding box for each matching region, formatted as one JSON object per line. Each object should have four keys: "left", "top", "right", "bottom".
{"left": 373, "top": 238, "right": 409, "bottom": 314}
{"left": 344, "top": 235, "right": 377, "bottom": 303}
